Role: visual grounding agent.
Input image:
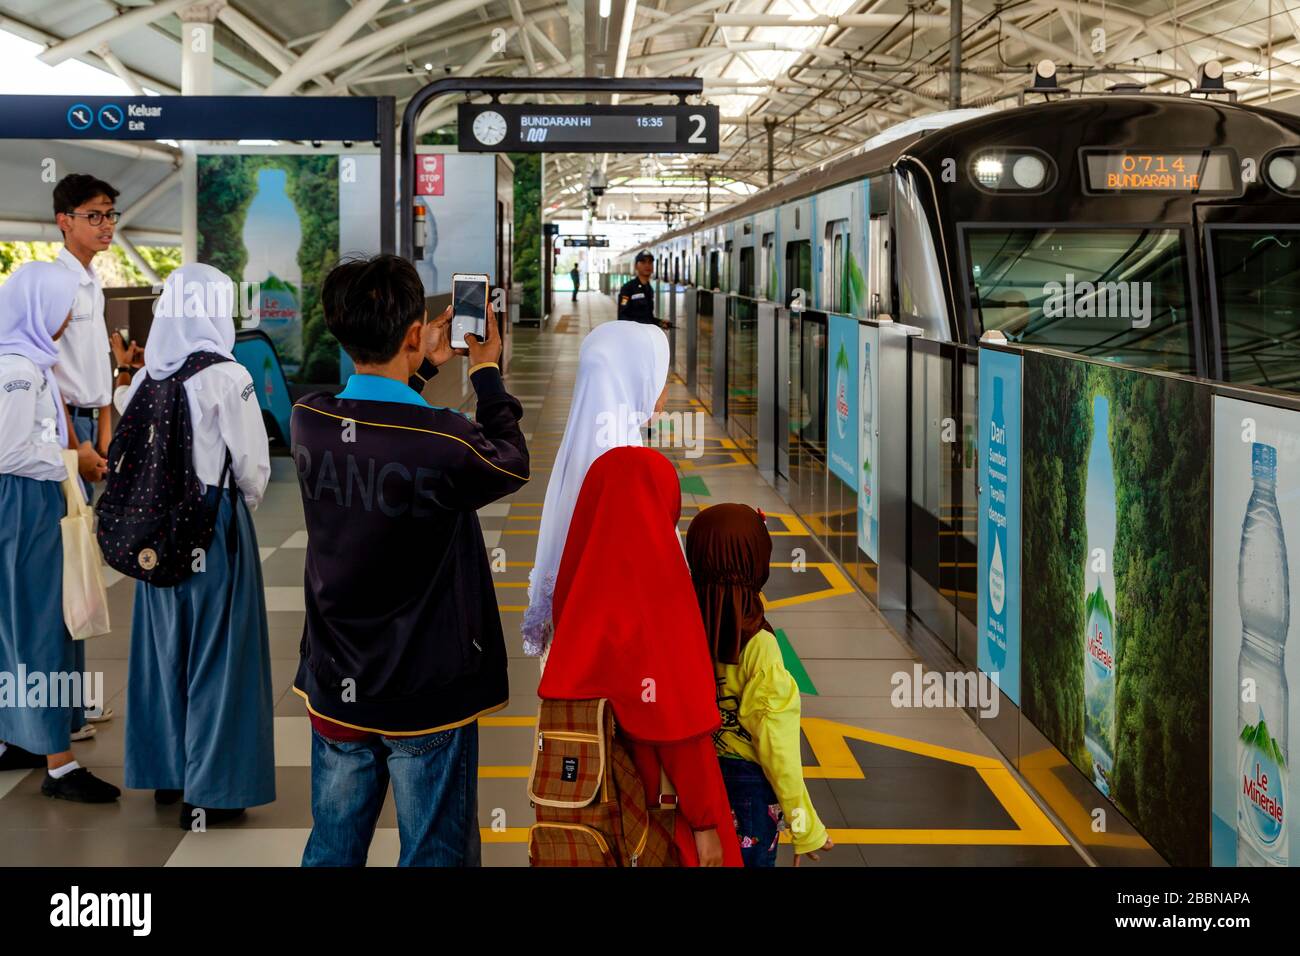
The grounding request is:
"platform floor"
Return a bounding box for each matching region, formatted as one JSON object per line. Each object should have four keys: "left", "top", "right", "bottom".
{"left": 0, "top": 292, "right": 1085, "bottom": 866}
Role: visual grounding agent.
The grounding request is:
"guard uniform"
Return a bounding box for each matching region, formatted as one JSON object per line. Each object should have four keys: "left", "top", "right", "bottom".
{"left": 617, "top": 278, "right": 658, "bottom": 325}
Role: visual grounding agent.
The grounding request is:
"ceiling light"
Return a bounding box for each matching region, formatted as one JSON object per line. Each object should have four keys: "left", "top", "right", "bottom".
{"left": 599, "top": 0, "right": 611, "bottom": 16}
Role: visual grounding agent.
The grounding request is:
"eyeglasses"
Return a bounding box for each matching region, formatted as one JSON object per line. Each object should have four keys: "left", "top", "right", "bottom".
{"left": 64, "top": 211, "right": 122, "bottom": 226}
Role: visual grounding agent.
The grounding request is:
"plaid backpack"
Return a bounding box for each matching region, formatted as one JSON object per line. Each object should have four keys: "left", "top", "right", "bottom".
{"left": 95, "top": 351, "right": 236, "bottom": 588}
{"left": 528, "top": 698, "right": 680, "bottom": 867}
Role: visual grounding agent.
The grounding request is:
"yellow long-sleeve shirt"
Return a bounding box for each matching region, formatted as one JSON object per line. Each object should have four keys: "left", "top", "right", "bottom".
{"left": 714, "top": 629, "right": 828, "bottom": 854}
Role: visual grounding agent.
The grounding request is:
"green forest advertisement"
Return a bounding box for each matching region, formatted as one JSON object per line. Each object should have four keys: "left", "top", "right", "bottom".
{"left": 197, "top": 154, "right": 339, "bottom": 383}
{"left": 1021, "top": 352, "right": 1211, "bottom": 866}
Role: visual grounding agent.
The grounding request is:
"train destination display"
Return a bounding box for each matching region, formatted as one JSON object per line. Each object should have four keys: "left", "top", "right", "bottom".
{"left": 458, "top": 103, "right": 719, "bottom": 153}
{"left": 1083, "top": 150, "right": 1236, "bottom": 194}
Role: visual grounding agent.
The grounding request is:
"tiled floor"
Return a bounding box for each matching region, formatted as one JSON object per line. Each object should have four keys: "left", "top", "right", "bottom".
{"left": 0, "top": 292, "right": 1084, "bottom": 867}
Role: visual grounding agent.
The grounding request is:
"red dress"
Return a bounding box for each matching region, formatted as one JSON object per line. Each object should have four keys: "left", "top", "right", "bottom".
{"left": 537, "top": 447, "right": 742, "bottom": 867}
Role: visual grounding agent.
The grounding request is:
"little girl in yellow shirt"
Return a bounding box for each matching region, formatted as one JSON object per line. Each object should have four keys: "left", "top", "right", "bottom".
{"left": 685, "top": 503, "right": 834, "bottom": 867}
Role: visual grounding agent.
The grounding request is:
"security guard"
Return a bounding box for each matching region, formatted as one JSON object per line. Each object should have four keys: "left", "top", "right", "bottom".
{"left": 617, "top": 251, "right": 667, "bottom": 328}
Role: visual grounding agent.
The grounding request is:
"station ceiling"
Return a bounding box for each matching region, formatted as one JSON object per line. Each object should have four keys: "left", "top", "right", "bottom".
{"left": 2, "top": 0, "right": 1298, "bottom": 228}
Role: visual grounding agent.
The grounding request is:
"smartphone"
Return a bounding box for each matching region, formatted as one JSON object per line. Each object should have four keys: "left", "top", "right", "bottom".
{"left": 450, "top": 273, "right": 490, "bottom": 349}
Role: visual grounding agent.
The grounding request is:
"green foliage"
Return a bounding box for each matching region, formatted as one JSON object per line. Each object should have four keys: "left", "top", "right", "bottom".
{"left": 1022, "top": 353, "right": 1211, "bottom": 867}
{"left": 510, "top": 152, "right": 542, "bottom": 318}
{"left": 196, "top": 155, "right": 339, "bottom": 383}
{"left": 1022, "top": 355, "right": 1090, "bottom": 768}
{"left": 0, "top": 242, "right": 180, "bottom": 286}
{"left": 1241, "top": 719, "right": 1288, "bottom": 767}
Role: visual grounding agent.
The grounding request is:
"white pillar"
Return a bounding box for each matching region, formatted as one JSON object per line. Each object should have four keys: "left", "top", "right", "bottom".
{"left": 179, "top": 3, "right": 221, "bottom": 264}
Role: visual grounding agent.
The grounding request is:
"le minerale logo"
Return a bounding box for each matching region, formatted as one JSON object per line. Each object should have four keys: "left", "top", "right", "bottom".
{"left": 49, "top": 887, "right": 151, "bottom": 936}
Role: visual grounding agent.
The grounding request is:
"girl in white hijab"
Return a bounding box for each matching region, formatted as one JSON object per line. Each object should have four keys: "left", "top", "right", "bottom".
{"left": 522, "top": 320, "right": 670, "bottom": 659}
{"left": 115, "top": 262, "right": 276, "bottom": 826}
{"left": 0, "top": 262, "right": 121, "bottom": 801}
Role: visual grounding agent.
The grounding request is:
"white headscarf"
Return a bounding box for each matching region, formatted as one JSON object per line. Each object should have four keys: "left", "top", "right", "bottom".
{"left": 522, "top": 320, "right": 670, "bottom": 657}
{"left": 145, "top": 263, "right": 236, "bottom": 379}
{"left": 0, "top": 261, "right": 81, "bottom": 445}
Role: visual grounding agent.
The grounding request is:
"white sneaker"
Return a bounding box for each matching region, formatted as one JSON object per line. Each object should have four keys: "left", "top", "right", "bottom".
{"left": 86, "top": 707, "right": 114, "bottom": 724}
{"left": 70, "top": 723, "right": 97, "bottom": 741}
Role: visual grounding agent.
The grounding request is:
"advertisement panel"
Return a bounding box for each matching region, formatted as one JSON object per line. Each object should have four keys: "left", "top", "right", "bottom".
{"left": 827, "top": 312, "right": 858, "bottom": 485}
{"left": 1213, "top": 397, "right": 1300, "bottom": 866}
{"left": 857, "top": 323, "right": 879, "bottom": 561}
{"left": 977, "top": 349, "right": 1021, "bottom": 705}
{"left": 1020, "top": 351, "right": 1211, "bottom": 866}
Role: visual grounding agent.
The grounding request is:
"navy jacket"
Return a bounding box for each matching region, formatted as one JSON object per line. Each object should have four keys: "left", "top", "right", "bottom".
{"left": 290, "top": 367, "right": 529, "bottom": 733}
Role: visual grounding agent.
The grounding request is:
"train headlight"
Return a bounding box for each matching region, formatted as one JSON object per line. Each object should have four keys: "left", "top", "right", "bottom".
{"left": 1012, "top": 154, "right": 1048, "bottom": 189}
{"left": 974, "top": 157, "right": 1004, "bottom": 187}
{"left": 1266, "top": 151, "right": 1300, "bottom": 192}
{"left": 969, "top": 148, "right": 1055, "bottom": 193}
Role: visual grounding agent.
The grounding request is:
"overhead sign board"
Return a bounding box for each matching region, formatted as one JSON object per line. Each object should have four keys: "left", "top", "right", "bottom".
{"left": 563, "top": 236, "right": 609, "bottom": 247}
{"left": 0, "top": 95, "right": 381, "bottom": 141}
{"left": 458, "top": 103, "right": 719, "bottom": 153}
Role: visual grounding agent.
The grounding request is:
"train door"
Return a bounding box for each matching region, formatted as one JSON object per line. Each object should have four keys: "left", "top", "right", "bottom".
{"left": 869, "top": 215, "right": 891, "bottom": 318}
{"left": 825, "top": 219, "right": 850, "bottom": 313}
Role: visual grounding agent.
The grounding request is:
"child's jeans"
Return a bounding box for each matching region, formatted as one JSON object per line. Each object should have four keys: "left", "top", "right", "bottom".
{"left": 718, "top": 756, "right": 782, "bottom": 867}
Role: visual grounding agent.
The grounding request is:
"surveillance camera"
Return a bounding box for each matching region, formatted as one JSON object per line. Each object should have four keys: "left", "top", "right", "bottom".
{"left": 342, "top": 140, "right": 353, "bottom": 148}
{"left": 405, "top": 64, "right": 414, "bottom": 73}
{"left": 592, "top": 186, "right": 606, "bottom": 197}
{"left": 311, "top": 140, "right": 322, "bottom": 148}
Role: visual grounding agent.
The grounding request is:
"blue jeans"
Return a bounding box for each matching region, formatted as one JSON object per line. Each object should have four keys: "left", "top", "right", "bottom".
{"left": 719, "top": 756, "right": 782, "bottom": 868}
{"left": 302, "top": 723, "right": 481, "bottom": 867}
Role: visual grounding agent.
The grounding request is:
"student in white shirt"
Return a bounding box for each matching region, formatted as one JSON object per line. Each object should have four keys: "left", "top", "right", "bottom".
{"left": 0, "top": 262, "right": 122, "bottom": 802}
{"left": 115, "top": 263, "right": 276, "bottom": 828}
{"left": 52, "top": 174, "right": 120, "bottom": 737}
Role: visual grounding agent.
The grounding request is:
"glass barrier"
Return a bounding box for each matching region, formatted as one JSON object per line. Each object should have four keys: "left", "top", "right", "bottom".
{"left": 727, "top": 296, "right": 758, "bottom": 455}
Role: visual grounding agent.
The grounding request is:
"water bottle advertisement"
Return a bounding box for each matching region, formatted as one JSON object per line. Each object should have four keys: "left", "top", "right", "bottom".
{"left": 977, "top": 349, "right": 1021, "bottom": 705}
{"left": 1212, "top": 397, "right": 1299, "bottom": 867}
{"left": 1020, "top": 351, "right": 1211, "bottom": 867}
{"left": 857, "top": 323, "right": 879, "bottom": 562}
{"left": 826, "top": 313, "right": 858, "bottom": 486}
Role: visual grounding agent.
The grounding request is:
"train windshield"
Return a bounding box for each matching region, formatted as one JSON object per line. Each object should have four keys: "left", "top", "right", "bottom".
{"left": 1209, "top": 228, "right": 1300, "bottom": 390}
{"left": 965, "top": 227, "right": 1194, "bottom": 373}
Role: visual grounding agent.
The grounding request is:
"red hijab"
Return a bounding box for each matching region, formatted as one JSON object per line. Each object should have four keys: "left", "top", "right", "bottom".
{"left": 537, "top": 446, "right": 720, "bottom": 744}
{"left": 685, "top": 503, "right": 774, "bottom": 665}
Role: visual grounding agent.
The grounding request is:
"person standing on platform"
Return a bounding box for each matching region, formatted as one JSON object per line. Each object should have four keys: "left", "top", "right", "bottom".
{"left": 570, "top": 261, "right": 580, "bottom": 302}
{"left": 686, "top": 503, "right": 834, "bottom": 867}
{"left": 292, "top": 255, "right": 529, "bottom": 867}
{"left": 116, "top": 263, "right": 276, "bottom": 829}
{"left": 537, "top": 446, "right": 743, "bottom": 867}
{"left": 52, "top": 174, "right": 120, "bottom": 736}
{"left": 0, "top": 262, "right": 120, "bottom": 802}
{"left": 522, "top": 321, "right": 669, "bottom": 663}
{"left": 617, "top": 251, "right": 668, "bottom": 330}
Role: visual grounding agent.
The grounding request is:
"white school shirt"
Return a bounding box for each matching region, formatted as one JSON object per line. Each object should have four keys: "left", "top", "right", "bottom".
{"left": 52, "top": 248, "right": 113, "bottom": 409}
{"left": 0, "top": 354, "right": 70, "bottom": 482}
{"left": 115, "top": 361, "right": 271, "bottom": 509}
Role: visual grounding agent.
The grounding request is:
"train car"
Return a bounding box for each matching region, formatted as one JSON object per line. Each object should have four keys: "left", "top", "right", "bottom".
{"left": 620, "top": 88, "right": 1300, "bottom": 389}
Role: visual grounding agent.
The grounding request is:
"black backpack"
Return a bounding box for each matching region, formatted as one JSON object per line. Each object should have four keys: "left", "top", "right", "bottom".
{"left": 96, "top": 351, "right": 238, "bottom": 588}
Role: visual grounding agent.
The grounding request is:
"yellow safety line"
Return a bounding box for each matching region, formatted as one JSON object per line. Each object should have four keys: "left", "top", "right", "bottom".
{"left": 761, "top": 562, "right": 855, "bottom": 609}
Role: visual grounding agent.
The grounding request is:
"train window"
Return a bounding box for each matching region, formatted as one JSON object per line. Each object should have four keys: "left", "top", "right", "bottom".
{"left": 894, "top": 169, "right": 951, "bottom": 340}
{"left": 709, "top": 250, "right": 720, "bottom": 290}
{"left": 964, "top": 227, "right": 1194, "bottom": 373}
{"left": 825, "top": 219, "right": 853, "bottom": 313}
{"left": 739, "top": 246, "right": 755, "bottom": 297}
{"left": 1209, "top": 227, "right": 1300, "bottom": 388}
{"left": 785, "top": 239, "right": 812, "bottom": 309}
{"left": 760, "top": 232, "right": 775, "bottom": 300}
{"left": 724, "top": 240, "right": 734, "bottom": 292}
{"left": 868, "top": 215, "right": 891, "bottom": 317}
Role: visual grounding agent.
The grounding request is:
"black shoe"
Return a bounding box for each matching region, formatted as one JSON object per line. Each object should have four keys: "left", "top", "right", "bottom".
{"left": 0, "top": 744, "right": 47, "bottom": 771}
{"left": 179, "top": 803, "right": 246, "bottom": 830}
{"left": 41, "top": 768, "right": 120, "bottom": 803}
{"left": 155, "top": 788, "right": 183, "bottom": 805}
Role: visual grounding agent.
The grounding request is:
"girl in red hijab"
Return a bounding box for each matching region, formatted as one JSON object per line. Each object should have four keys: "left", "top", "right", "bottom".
{"left": 537, "top": 446, "right": 742, "bottom": 867}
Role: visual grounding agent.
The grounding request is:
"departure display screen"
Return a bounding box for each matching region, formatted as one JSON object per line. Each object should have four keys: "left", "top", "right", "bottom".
{"left": 1083, "top": 150, "right": 1236, "bottom": 194}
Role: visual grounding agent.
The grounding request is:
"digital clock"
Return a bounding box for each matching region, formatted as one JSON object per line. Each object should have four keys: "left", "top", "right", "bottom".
{"left": 1083, "top": 150, "right": 1237, "bottom": 194}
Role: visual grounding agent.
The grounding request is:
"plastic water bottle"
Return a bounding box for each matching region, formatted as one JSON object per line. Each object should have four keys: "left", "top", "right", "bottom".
{"left": 860, "top": 337, "right": 874, "bottom": 554}
{"left": 1237, "top": 442, "right": 1290, "bottom": 867}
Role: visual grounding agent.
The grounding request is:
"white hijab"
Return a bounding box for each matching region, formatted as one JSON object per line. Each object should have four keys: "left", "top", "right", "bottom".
{"left": 145, "top": 263, "right": 237, "bottom": 379}
{"left": 522, "top": 321, "right": 670, "bottom": 657}
{"left": 0, "top": 261, "right": 80, "bottom": 445}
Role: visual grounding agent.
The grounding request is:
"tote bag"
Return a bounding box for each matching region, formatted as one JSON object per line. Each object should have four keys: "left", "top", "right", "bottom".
{"left": 60, "top": 449, "right": 111, "bottom": 640}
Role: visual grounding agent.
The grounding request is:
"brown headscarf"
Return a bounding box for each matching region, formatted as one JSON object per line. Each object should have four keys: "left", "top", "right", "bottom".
{"left": 685, "top": 503, "right": 774, "bottom": 665}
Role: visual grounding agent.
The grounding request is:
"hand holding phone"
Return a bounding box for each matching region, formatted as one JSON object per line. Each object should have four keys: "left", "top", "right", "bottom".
{"left": 465, "top": 300, "right": 501, "bottom": 367}
{"left": 450, "top": 273, "right": 489, "bottom": 350}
